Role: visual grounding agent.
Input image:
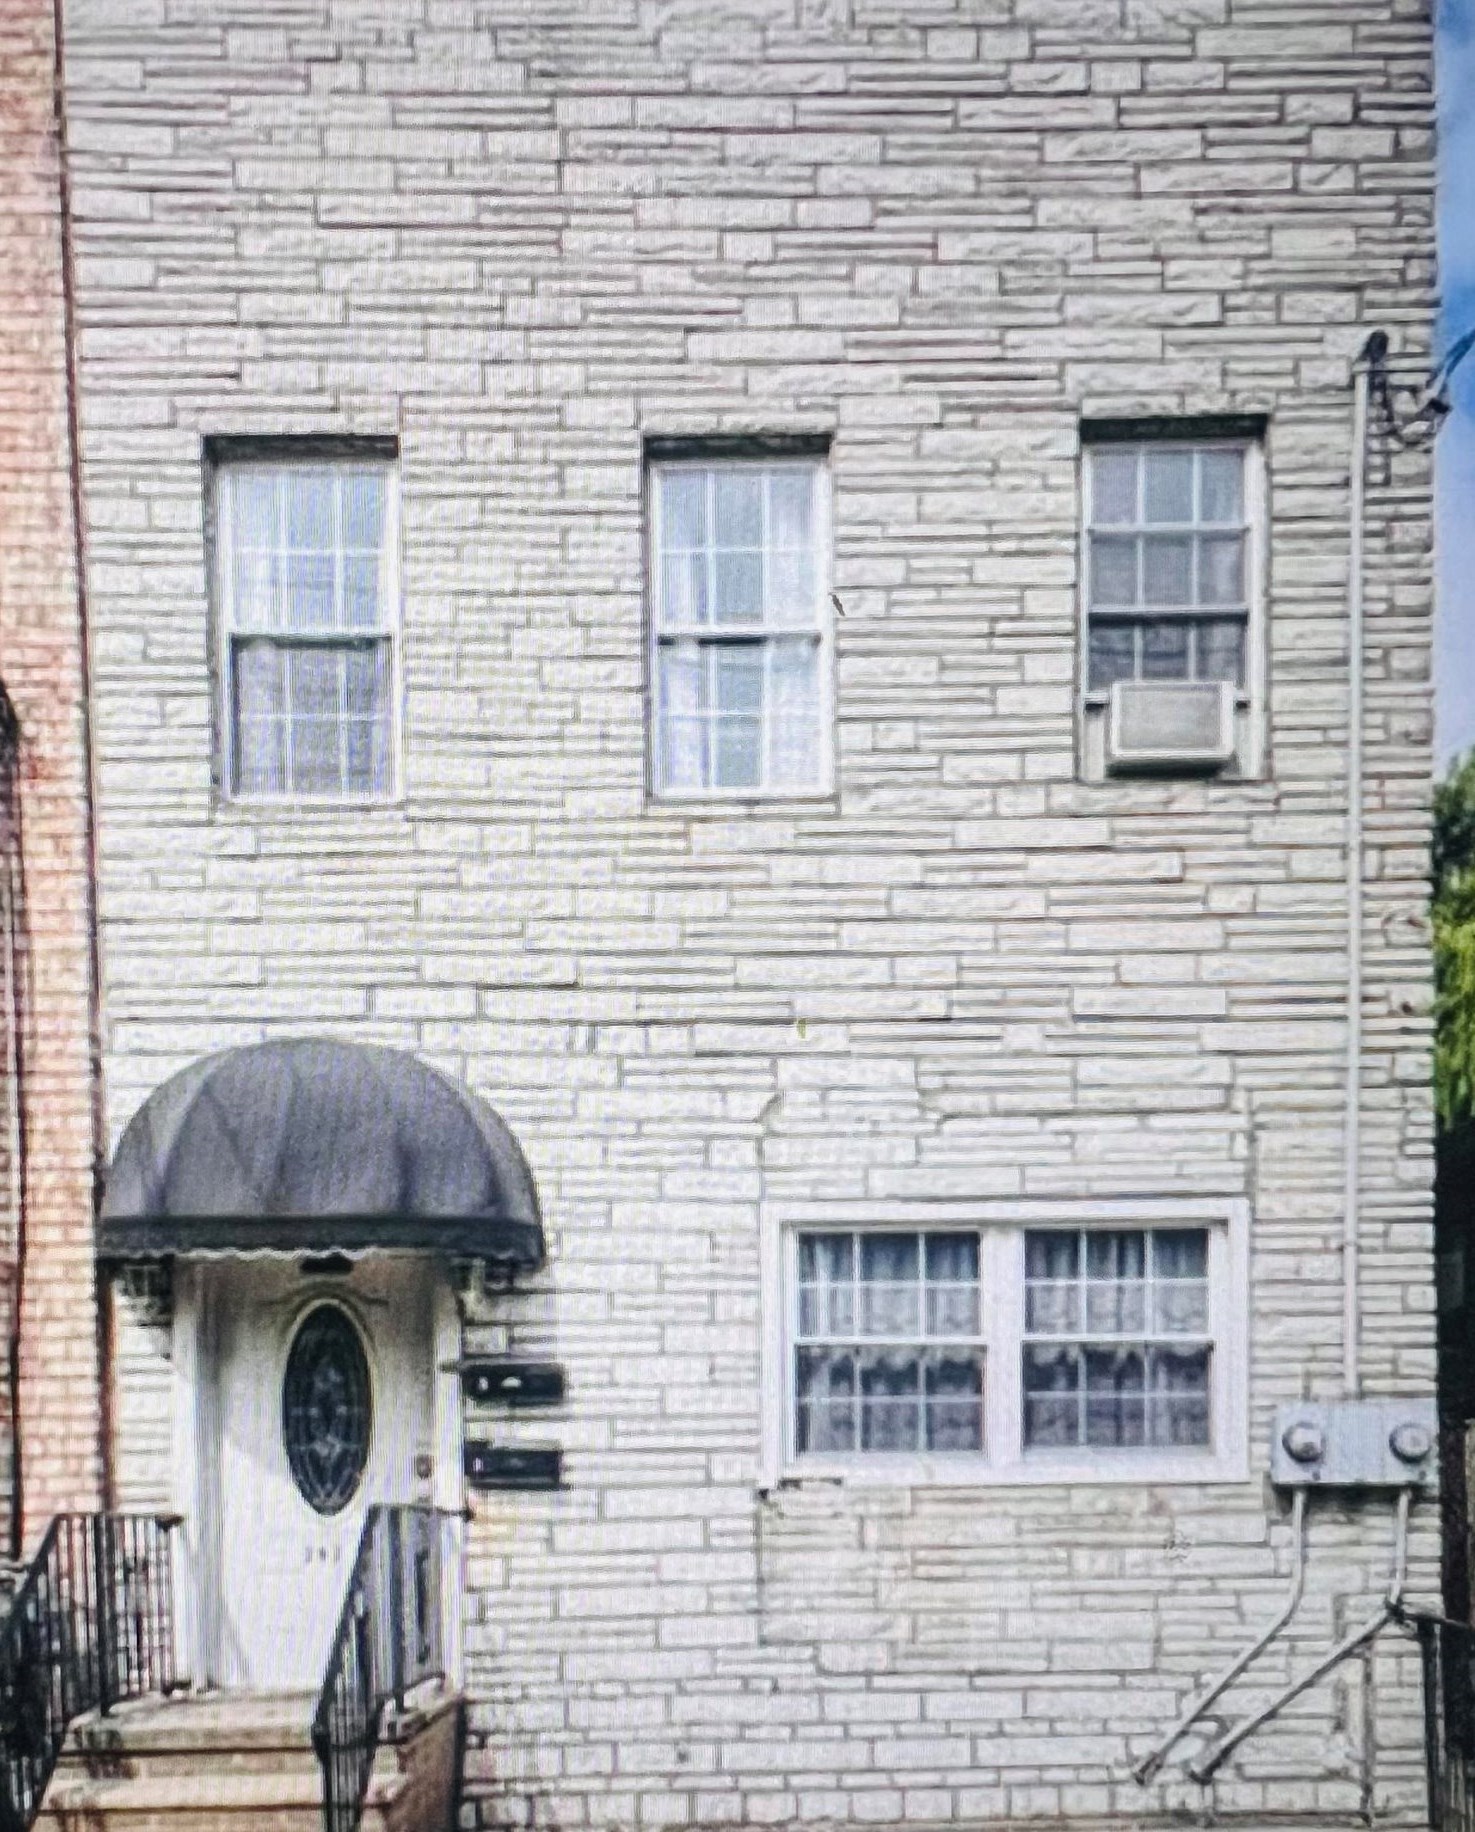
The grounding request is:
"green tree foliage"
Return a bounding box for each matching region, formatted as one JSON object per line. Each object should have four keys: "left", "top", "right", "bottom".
{"left": 1435, "top": 748, "right": 1475, "bottom": 1131}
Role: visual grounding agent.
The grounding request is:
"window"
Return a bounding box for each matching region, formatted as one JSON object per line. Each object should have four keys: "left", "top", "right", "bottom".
{"left": 215, "top": 455, "right": 397, "bottom": 800}
{"left": 774, "top": 1211, "right": 1241, "bottom": 1482}
{"left": 650, "top": 458, "right": 830, "bottom": 796}
{"left": 794, "top": 1232, "right": 985, "bottom": 1454}
{"left": 1084, "top": 441, "right": 1251, "bottom": 694}
{"left": 1022, "top": 1229, "right": 1210, "bottom": 1450}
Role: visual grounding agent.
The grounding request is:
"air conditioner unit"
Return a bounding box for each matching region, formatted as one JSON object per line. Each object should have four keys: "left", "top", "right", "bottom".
{"left": 1105, "top": 679, "right": 1236, "bottom": 775}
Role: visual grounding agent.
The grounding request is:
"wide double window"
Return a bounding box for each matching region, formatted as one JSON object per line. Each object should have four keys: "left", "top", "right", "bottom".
{"left": 214, "top": 453, "right": 398, "bottom": 801}
{"left": 781, "top": 1218, "right": 1236, "bottom": 1480}
{"left": 649, "top": 458, "right": 831, "bottom": 797}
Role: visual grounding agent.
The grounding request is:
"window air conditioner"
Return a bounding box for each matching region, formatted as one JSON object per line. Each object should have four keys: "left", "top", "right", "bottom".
{"left": 1105, "top": 679, "right": 1236, "bottom": 775}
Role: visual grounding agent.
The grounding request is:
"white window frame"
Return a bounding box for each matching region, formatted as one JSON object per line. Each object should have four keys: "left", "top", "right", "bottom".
{"left": 646, "top": 455, "right": 835, "bottom": 802}
{"left": 761, "top": 1197, "right": 1249, "bottom": 1489}
{"left": 1077, "top": 434, "right": 1268, "bottom": 777}
{"left": 212, "top": 453, "right": 403, "bottom": 806}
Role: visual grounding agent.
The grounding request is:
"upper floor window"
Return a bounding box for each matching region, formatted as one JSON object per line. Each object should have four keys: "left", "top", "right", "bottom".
{"left": 1081, "top": 430, "right": 1264, "bottom": 780}
{"left": 649, "top": 457, "right": 831, "bottom": 798}
{"left": 214, "top": 453, "right": 398, "bottom": 801}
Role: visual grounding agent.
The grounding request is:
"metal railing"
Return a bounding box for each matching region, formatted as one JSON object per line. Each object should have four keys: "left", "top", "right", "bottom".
{"left": 0, "top": 1513, "right": 178, "bottom": 1832}
{"left": 312, "top": 1505, "right": 447, "bottom": 1832}
{"left": 1419, "top": 1613, "right": 1475, "bottom": 1832}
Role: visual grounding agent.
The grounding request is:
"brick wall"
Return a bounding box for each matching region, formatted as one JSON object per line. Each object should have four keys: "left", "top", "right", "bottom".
{"left": 0, "top": 0, "right": 103, "bottom": 1550}
{"left": 63, "top": 0, "right": 1436, "bottom": 1824}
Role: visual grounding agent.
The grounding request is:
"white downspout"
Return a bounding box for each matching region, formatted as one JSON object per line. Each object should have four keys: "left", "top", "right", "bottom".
{"left": 1344, "top": 348, "right": 1372, "bottom": 1402}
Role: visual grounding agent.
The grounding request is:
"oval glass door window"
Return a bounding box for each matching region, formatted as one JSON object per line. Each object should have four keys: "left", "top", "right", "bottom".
{"left": 282, "top": 1305, "right": 372, "bottom": 1515}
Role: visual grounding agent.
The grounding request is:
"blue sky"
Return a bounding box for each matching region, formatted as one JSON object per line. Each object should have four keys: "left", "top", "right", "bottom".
{"left": 1439, "top": 0, "right": 1475, "bottom": 762}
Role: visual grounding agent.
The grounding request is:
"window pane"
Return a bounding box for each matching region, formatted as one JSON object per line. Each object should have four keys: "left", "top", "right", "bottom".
{"left": 1088, "top": 622, "right": 1137, "bottom": 690}
{"left": 1083, "top": 1346, "right": 1146, "bottom": 1447}
{"left": 1199, "top": 450, "right": 1244, "bottom": 524}
{"left": 1197, "top": 534, "right": 1245, "bottom": 607}
{"left": 713, "top": 719, "right": 761, "bottom": 789}
{"left": 342, "top": 470, "right": 385, "bottom": 549}
{"left": 713, "top": 645, "right": 763, "bottom": 716}
{"left": 343, "top": 645, "right": 391, "bottom": 796}
{"left": 1149, "top": 1347, "right": 1211, "bottom": 1447}
{"left": 281, "top": 553, "right": 336, "bottom": 631}
{"left": 1142, "top": 536, "right": 1193, "bottom": 607}
{"left": 796, "top": 1348, "right": 856, "bottom": 1454}
{"left": 860, "top": 1350, "right": 921, "bottom": 1451}
{"left": 656, "top": 644, "right": 704, "bottom": 792}
{"left": 233, "top": 552, "right": 279, "bottom": 628}
{"left": 713, "top": 471, "right": 763, "bottom": 548}
{"left": 1091, "top": 449, "right": 1137, "bottom": 526}
{"left": 343, "top": 556, "right": 381, "bottom": 630}
{"left": 661, "top": 552, "right": 708, "bottom": 627}
{"left": 713, "top": 551, "right": 762, "bottom": 623}
{"left": 232, "top": 472, "right": 278, "bottom": 550}
{"left": 662, "top": 471, "right": 708, "bottom": 550}
{"left": 1026, "top": 1231, "right": 1079, "bottom": 1334}
{"left": 769, "top": 549, "right": 816, "bottom": 625}
{"left": 769, "top": 469, "right": 813, "bottom": 550}
{"left": 285, "top": 649, "right": 344, "bottom": 794}
{"left": 769, "top": 639, "right": 820, "bottom": 790}
{"left": 925, "top": 1234, "right": 979, "bottom": 1284}
{"left": 1153, "top": 1229, "right": 1207, "bottom": 1280}
{"left": 1091, "top": 536, "right": 1138, "bottom": 607}
{"left": 1197, "top": 619, "right": 1245, "bottom": 686}
{"left": 285, "top": 470, "right": 334, "bottom": 551}
{"left": 925, "top": 1353, "right": 984, "bottom": 1451}
{"left": 861, "top": 1234, "right": 919, "bottom": 1282}
{"left": 1086, "top": 1232, "right": 1147, "bottom": 1281}
{"left": 1141, "top": 621, "right": 1190, "bottom": 680}
{"left": 1143, "top": 450, "right": 1193, "bottom": 524}
{"left": 1024, "top": 1345, "right": 1081, "bottom": 1448}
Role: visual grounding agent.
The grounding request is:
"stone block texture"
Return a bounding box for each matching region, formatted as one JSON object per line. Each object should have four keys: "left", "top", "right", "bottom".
{"left": 61, "top": 0, "right": 1437, "bottom": 1826}
{"left": 0, "top": 0, "right": 103, "bottom": 1551}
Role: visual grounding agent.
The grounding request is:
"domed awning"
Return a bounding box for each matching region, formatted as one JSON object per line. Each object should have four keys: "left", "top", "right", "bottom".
{"left": 98, "top": 1039, "right": 544, "bottom": 1268}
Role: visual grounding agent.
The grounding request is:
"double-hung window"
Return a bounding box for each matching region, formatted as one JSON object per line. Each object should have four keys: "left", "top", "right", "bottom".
{"left": 1081, "top": 431, "right": 1264, "bottom": 779}
{"left": 1085, "top": 441, "right": 1251, "bottom": 693}
{"left": 215, "top": 454, "right": 398, "bottom": 801}
{"left": 650, "top": 458, "right": 830, "bottom": 797}
{"left": 778, "top": 1214, "right": 1240, "bottom": 1481}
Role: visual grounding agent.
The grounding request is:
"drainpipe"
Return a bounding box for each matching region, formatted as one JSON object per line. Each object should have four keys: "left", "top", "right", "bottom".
{"left": 1343, "top": 333, "right": 1378, "bottom": 1404}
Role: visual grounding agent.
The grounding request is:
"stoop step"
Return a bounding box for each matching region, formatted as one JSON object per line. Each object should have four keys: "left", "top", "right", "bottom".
{"left": 36, "top": 1687, "right": 462, "bottom": 1832}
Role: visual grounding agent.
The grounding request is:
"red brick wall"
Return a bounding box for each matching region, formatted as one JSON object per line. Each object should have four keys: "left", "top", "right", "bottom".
{"left": 0, "top": 0, "right": 103, "bottom": 1549}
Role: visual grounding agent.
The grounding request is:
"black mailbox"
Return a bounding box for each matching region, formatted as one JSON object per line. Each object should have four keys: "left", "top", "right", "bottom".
{"left": 460, "top": 1359, "right": 566, "bottom": 1409}
{"left": 464, "top": 1443, "right": 563, "bottom": 1491}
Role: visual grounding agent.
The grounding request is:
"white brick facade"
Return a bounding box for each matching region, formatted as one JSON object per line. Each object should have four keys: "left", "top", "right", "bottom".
{"left": 62, "top": 0, "right": 1437, "bottom": 1825}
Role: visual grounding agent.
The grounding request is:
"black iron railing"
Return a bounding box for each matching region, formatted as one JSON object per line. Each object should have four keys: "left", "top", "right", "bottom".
{"left": 0, "top": 1512, "right": 178, "bottom": 1832}
{"left": 1420, "top": 1613, "right": 1475, "bottom": 1832}
{"left": 312, "top": 1505, "right": 447, "bottom": 1832}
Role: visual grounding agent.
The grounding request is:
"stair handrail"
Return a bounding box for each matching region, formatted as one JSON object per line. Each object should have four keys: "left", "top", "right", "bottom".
{"left": 0, "top": 1511, "right": 180, "bottom": 1832}
{"left": 311, "top": 1504, "right": 448, "bottom": 1832}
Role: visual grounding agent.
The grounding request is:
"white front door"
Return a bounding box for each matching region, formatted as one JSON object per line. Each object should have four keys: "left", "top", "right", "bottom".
{"left": 203, "top": 1257, "right": 437, "bottom": 1691}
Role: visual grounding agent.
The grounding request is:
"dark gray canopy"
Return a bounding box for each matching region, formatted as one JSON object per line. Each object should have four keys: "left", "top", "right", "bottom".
{"left": 98, "top": 1038, "right": 544, "bottom": 1268}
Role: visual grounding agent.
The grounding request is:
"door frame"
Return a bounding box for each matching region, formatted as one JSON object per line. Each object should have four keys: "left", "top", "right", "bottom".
{"left": 170, "top": 1253, "right": 465, "bottom": 1692}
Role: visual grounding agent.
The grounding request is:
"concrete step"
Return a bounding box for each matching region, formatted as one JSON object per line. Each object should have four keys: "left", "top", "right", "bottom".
{"left": 37, "top": 1687, "right": 462, "bottom": 1832}
{"left": 53, "top": 1691, "right": 320, "bottom": 1782}
{"left": 35, "top": 1767, "right": 324, "bottom": 1832}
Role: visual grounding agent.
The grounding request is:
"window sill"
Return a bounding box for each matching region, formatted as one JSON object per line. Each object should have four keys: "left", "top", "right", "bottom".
{"left": 214, "top": 794, "right": 407, "bottom": 818}
{"left": 778, "top": 1449, "right": 1248, "bottom": 1489}
{"left": 648, "top": 788, "right": 838, "bottom": 810}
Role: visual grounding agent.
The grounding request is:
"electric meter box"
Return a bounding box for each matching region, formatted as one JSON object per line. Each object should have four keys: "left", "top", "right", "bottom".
{"left": 1270, "top": 1398, "right": 1438, "bottom": 1490}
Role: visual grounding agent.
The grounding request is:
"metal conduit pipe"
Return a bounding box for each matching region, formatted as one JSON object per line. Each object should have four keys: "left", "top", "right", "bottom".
{"left": 1132, "top": 1489, "right": 1309, "bottom": 1786}
{"left": 1188, "top": 1487, "right": 1412, "bottom": 1785}
{"left": 1343, "top": 336, "right": 1376, "bottom": 1404}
